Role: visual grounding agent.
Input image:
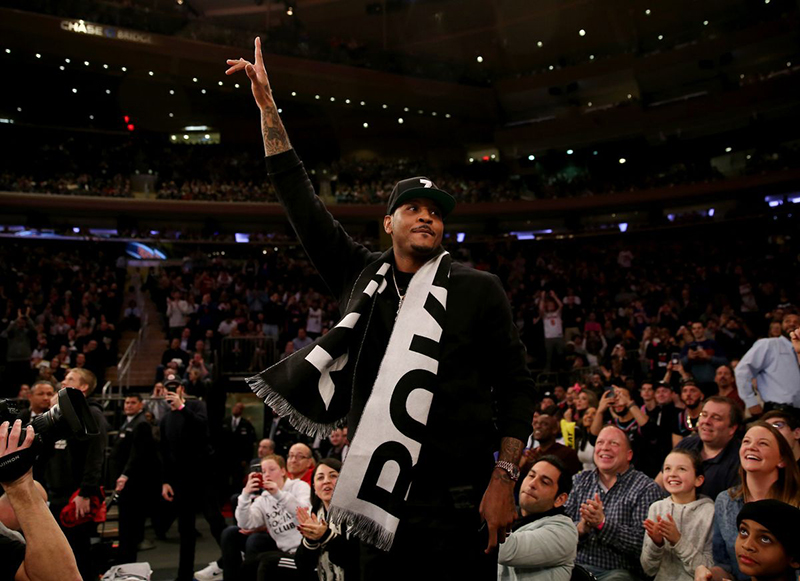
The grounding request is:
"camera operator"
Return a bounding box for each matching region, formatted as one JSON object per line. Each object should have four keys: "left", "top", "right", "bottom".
{"left": 45, "top": 368, "right": 108, "bottom": 581}
{"left": 0, "top": 419, "right": 81, "bottom": 581}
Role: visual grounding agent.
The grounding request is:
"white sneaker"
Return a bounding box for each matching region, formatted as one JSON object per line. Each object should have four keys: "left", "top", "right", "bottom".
{"left": 194, "top": 561, "right": 223, "bottom": 580}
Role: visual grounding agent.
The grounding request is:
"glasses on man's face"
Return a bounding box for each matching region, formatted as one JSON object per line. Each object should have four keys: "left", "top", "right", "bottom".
{"left": 288, "top": 454, "right": 310, "bottom": 460}
{"left": 768, "top": 421, "right": 787, "bottom": 430}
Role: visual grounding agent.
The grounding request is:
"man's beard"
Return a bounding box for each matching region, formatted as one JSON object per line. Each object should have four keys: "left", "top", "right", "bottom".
{"left": 410, "top": 243, "right": 438, "bottom": 256}
{"left": 686, "top": 400, "right": 702, "bottom": 410}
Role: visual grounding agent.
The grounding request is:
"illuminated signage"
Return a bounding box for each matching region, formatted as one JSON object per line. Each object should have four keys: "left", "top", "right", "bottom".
{"left": 60, "top": 19, "right": 154, "bottom": 45}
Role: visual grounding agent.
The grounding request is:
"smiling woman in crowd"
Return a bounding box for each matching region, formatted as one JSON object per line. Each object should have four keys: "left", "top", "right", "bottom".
{"left": 710, "top": 422, "right": 800, "bottom": 580}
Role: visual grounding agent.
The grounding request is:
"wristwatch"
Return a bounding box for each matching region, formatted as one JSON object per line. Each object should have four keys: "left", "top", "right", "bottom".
{"left": 495, "top": 461, "right": 521, "bottom": 482}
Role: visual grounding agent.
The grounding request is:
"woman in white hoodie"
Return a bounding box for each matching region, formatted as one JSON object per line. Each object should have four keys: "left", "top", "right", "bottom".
{"left": 641, "top": 449, "right": 715, "bottom": 580}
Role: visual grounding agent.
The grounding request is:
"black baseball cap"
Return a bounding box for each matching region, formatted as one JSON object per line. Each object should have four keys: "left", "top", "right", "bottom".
{"left": 386, "top": 176, "right": 456, "bottom": 218}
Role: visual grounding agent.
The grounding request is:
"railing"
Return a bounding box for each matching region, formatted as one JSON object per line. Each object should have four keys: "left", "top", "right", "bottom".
{"left": 105, "top": 275, "right": 149, "bottom": 401}
{"left": 219, "top": 337, "right": 278, "bottom": 376}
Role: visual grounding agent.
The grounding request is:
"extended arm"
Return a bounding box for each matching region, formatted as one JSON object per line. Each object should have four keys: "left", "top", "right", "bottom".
{"left": 498, "top": 517, "right": 578, "bottom": 568}
{"left": 734, "top": 340, "right": 767, "bottom": 410}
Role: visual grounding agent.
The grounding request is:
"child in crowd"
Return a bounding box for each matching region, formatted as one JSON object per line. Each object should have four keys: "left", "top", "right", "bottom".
{"left": 641, "top": 449, "right": 715, "bottom": 580}
{"left": 696, "top": 499, "right": 800, "bottom": 581}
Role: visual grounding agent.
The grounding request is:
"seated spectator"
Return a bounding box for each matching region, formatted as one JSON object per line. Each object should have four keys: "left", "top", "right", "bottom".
{"left": 712, "top": 422, "right": 800, "bottom": 581}
{"left": 590, "top": 385, "right": 650, "bottom": 467}
{"left": 295, "top": 459, "right": 359, "bottom": 580}
{"left": 564, "top": 425, "right": 662, "bottom": 580}
{"left": 521, "top": 408, "right": 581, "bottom": 479}
{"left": 292, "top": 328, "right": 313, "bottom": 351}
{"left": 734, "top": 313, "right": 800, "bottom": 417}
{"left": 498, "top": 456, "right": 579, "bottom": 581}
{"left": 714, "top": 365, "right": 744, "bottom": 411}
{"left": 324, "top": 429, "right": 349, "bottom": 462}
{"left": 287, "top": 443, "right": 316, "bottom": 485}
{"left": 253, "top": 438, "right": 276, "bottom": 464}
{"left": 697, "top": 500, "right": 800, "bottom": 581}
{"left": 161, "top": 337, "right": 190, "bottom": 369}
{"left": 0, "top": 422, "right": 82, "bottom": 581}
{"left": 761, "top": 410, "right": 800, "bottom": 465}
{"left": 681, "top": 321, "right": 727, "bottom": 395}
{"left": 659, "top": 396, "right": 743, "bottom": 500}
{"left": 574, "top": 407, "right": 598, "bottom": 472}
{"left": 641, "top": 449, "right": 714, "bottom": 580}
{"left": 211, "top": 454, "right": 311, "bottom": 581}
{"left": 674, "top": 380, "right": 705, "bottom": 445}
{"left": 637, "top": 381, "right": 679, "bottom": 479}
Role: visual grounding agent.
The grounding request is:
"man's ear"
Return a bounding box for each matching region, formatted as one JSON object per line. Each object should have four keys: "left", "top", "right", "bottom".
{"left": 383, "top": 215, "right": 393, "bottom": 235}
{"left": 553, "top": 492, "right": 568, "bottom": 508}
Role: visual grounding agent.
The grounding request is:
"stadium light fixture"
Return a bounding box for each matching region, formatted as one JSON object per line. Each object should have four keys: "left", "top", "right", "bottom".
{"left": 398, "top": 118, "right": 404, "bottom": 124}
{"left": 363, "top": 122, "right": 369, "bottom": 128}
{"left": 579, "top": 29, "right": 586, "bottom": 36}
{"left": 528, "top": 155, "right": 535, "bottom": 161}
{"left": 476, "top": 56, "right": 484, "bottom": 63}
{"left": 619, "top": 157, "right": 626, "bottom": 164}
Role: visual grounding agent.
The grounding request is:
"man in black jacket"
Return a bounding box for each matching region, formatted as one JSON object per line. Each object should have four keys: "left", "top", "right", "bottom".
{"left": 221, "top": 402, "right": 256, "bottom": 496}
{"left": 160, "top": 377, "right": 226, "bottom": 581}
{"left": 225, "top": 38, "right": 535, "bottom": 580}
{"left": 15, "top": 380, "right": 56, "bottom": 486}
{"left": 112, "top": 393, "right": 159, "bottom": 564}
{"left": 47, "top": 368, "right": 108, "bottom": 581}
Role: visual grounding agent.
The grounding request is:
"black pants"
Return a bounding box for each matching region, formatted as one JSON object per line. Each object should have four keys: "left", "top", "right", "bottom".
{"left": 220, "top": 525, "right": 277, "bottom": 580}
{"left": 173, "top": 480, "right": 227, "bottom": 581}
{"left": 117, "top": 482, "right": 152, "bottom": 564}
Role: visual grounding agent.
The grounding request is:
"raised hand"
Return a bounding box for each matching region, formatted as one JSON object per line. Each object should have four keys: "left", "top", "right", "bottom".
{"left": 643, "top": 518, "right": 664, "bottom": 546}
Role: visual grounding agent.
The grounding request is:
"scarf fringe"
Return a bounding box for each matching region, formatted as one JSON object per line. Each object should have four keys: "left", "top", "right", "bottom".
{"left": 246, "top": 374, "right": 344, "bottom": 438}
{"left": 327, "top": 505, "right": 394, "bottom": 552}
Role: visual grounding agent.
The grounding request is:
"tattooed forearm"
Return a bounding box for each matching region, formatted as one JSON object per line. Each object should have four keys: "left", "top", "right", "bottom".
{"left": 261, "top": 106, "right": 291, "bottom": 157}
{"left": 497, "top": 437, "right": 524, "bottom": 466}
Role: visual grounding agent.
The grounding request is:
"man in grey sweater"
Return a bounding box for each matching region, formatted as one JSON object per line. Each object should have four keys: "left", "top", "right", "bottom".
{"left": 499, "top": 456, "right": 579, "bottom": 581}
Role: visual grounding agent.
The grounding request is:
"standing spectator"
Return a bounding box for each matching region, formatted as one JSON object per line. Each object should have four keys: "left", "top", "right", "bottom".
{"left": 2, "top": 309, "right": 36, "bottom": 397}
{"left": 305, "top": 301, "right": 324, "bottom": 339}
{"left": 680, "top": 322, "right": 727, "bottom": 396}
{"left": 711, "top": 422, "right": 800, "bottom": 581}
{"left": 47, "top": 368, "right": 108, "bottom": 581}
{"left": 291, "top": 328, "right": 313, "bottom": 351}
{"left": 144, "top": 382, "right": 171, "bottom": 424}
{"left": 540, "top": 291, "right": 565, "bottom": 371}
{"left": 166, "top": 291, "right": 193, "bottom": 340}
{"left": 641, "top": 450, "right": 714, "bottom": 580}
{"left": 160, "top": 376, "right": 226, "bottom": 581}
{"left": 673, "top": 380, "right": 705, "bottom": 445}
{"left": 111, "top": 393, "right": 159, "bottom": 565}
{"left": 562, "top": 288, "right": 583, "bottom": 342}
{"left": 590, "top": 386, "right": 650, "bottom": 468}
{"left": 521, "top": 408, "right": 582, "bottom": 479}
{"left": 497, "top": 456, "right": 579, "bottom": 581}
{"left": 222, "top": 402, "right": 257, "bottom": 496}
{"left": 122, "top": 299, "right": 141, "bottom": 332}
{"left": 734, "top": 313, "right": 800, "bottom": 417}
{"left": 564, "top": 426, "right": 662, "bottom": 580}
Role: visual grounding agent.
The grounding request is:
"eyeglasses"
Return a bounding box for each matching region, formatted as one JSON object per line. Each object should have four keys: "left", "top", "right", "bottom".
{"left": 287, "top": 453, "right": 310, "bottom": 460}
{"left": 768, "top": 421, "right": 787, "bottom": 430}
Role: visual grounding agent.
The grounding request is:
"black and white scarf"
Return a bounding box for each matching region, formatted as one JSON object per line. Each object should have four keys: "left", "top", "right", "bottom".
{"left": 248, "top": 250, "right": 451, "bottom": 550}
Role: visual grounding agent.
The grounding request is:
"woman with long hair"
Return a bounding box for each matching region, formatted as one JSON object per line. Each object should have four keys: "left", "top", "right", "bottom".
{"left": 710, "top": 422, "right": 800, "bottom": 580}
{"left": 294, "top": 458, "right": 359, "bottom": 580}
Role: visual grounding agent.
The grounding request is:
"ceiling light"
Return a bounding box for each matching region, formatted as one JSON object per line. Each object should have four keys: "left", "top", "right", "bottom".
{"left": 476, "top": 56, "right": 483, "bottom": 63}
{"left": 169, "top": 89, "right": 175, "bottom": 95}
{"left": 103, "top": 64, "right": 108, "bottom": 69}
{"left": 788, "top": 61, "right": 793, "bottom": 67}
{"left": 193, "top": 77, "right": 198, "bottom": 82}
{"left": 89, "top": 115, "right": 94, "bottom": 120}
{"left": 345, "top": 99, "right": 350, "bottom": 104}
{"left": 106, "top": 89, "right": 111, "bottom": 94}
{"left": 537, "top": 41, "right": 543, "bottom": 47}
{"left": 549, "top": 65, "right": 554, "bottom": 70}
{"left": 363, "top": 122, "right": 369, "bottom": 128}
{"left": 278, "top": 108, "right": 282, "bottom": 113}
{"left": 469, "top": 157, "right": 474, "bottom": 162}
{"left": 59, "top": 65, "right": 65, "bottom": 71}
{"left": 65, "top": 58, "right": 70, "bottom": 63}
{"left": 589, "top": 54, "right": 595, "bottom": 60}
{"left": 204, "top": 134, "right": 210, "bottom": 139}
{"left": 183, "top": 135, "right": 189, "bottom": 139}
{"left": 148, "top": 71, "right": 154, "bottom": 76}
{"left": 587, "top": 101, "right": 592, "bottom": 107}
{"left": 404, "top": 107, "right": 409, "bottom": 112}
{"left": 218, "top": 81, "right": 223, "bottom": 86}
{"left": 382, "top": 104, "right": 387, "bottom": 109}
{"left": 764, "top": 0, "right": 770, "bottom": 4}
{"left": 431, "top": 112, "right": 437, "bottom": 116}
{"left": 593, "top": 151, "right": 598, "bottom": 155}
{"left": 121, "top": 66, "right": 127, "bottom": 72}
{"left": 5, "top": 49, "right": 10, "bottom": 54}
{"left": 72, "top": 88, "right": 77, "bottom": 93}
{"left": 234, "top": 83, "right": 240, "bottom": 88}
{"left": 579, "top": 29, "right": 586, "bottom": 37}
{"left": 398, "top": 118, "right": 404, "bottom": 124}
{"left": 315, "top": 94, "right": 320, "bottom": 99}
{"left": 35, "top": 53, "right": 41, "bottom": 59}
{"left": 291, "top": 91, "right": 297, "bottom": 96}
{"left": 490, "top": 154, "right": 496, "bottom": 159}
{"left": 528, "top": 155, "right": 535, "bottom": 161}
{"left": 645, "top": 8, "right": 651, "bottom": 14}
{"left": 169, "top": 113, "right": 174, "bottom": 117}
{"left": 286, "top": 7, "right": 293, "bottom": 15}
{"left": 619, "top": 157, "right": 626, "bottom": 164}
{"left": 703, "top": 20, "right": 709, "bottom": 25}
{"left": 746, "top": 154, "right": 751, "bottom": 160}
{"left": 171, "top": 135, "right": 177, "bottom": 140}
{"left": 740, "top": 74, "right": 745, "bottom": 79}
{"left": 725, "top": 147, "right": 732, "bottom": 152}
{"left": 658, "top": 34, "right": 663, "bottom": 40}
{"left": 330, "top": 96, "right": 335, "bottom": 101}
{"left": 360, "top": 101, "right": 365, "bottom": 106}
{"left": 84, "top": 61, "right": 90, "bottom": 66}
{"left": 627, "top": 93, "right": 632, "bottom": 99}
{"left": 201, "top": 89, "right": 206, "bottom": 94}
{"left": 418, "top": 109, "right": 424, "bottom": 114}
{"left": 445, "top": 114, "right": 451, "bottom": 118}
{"left": 17, "top": 107, "right": 22, "bottom": 112}
{"left": 567, "top": 149, "right": 574, "bottom": 155}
